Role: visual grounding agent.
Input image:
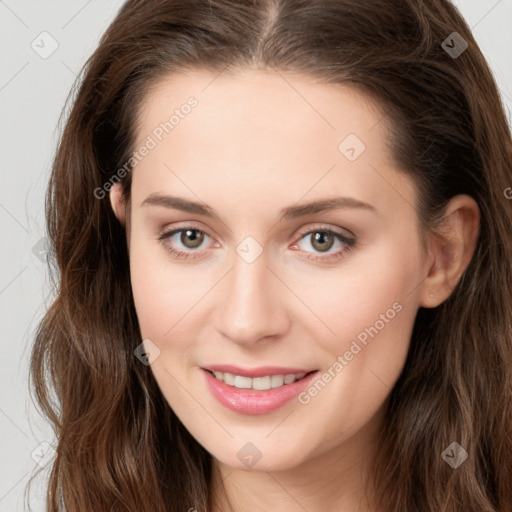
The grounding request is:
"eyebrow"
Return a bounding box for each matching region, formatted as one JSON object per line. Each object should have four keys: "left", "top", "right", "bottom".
{"left": 140, "top": 193, "right": 377, "bottom": 220}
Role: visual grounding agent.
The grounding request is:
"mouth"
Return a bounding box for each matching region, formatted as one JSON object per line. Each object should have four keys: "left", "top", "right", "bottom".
{"left": 204, "top": 369, "right": 316, "bottom": 391}
{"left": 201, "top": 366, "right": 319, "bottom": 415}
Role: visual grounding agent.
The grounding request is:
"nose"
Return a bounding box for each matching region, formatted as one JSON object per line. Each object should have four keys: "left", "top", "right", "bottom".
{"left": 213, "top": 248, "right": 291, "bottom": 346}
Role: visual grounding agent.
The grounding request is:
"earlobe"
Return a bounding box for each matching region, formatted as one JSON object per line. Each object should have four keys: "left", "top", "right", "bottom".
{"left": 109, "top": 182, "right": 126, "bottom": 226}
{"left": 419, "top": 195, "right": 480, "bottom": 308}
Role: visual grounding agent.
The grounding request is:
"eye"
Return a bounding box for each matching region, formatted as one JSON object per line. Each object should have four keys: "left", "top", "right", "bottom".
{"left": 292, "top": 226, "right": 356, "bottom": 261}
{"left": 157, "top": 227, "right": 215, "bottom": 260}
{"left": 157, "top": 224, "right": 356, "bottom": 262}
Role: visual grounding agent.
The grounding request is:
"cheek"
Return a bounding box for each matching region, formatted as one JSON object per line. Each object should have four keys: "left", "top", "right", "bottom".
{"left": 289, "top": 231, "right": 421, "bottom": 416}
{"left": 128, "top": 236, "right": 203, "bottom": 407}
{"left": 290, "top": 231, "right": 422, "bottom": 343}
{"left": 287, "top": 253, "right": 420, "bottom": 453}
{"left": 129, "top": 250, "right": 171, "bottom": 338}
{"left": 128, "top": 228, "right": 211, "bottom": 338}
{"left": 297, "top": 233, "right": 421, "bottom": 418}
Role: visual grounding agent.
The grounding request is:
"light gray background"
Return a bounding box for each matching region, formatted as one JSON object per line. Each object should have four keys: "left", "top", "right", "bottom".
{"left": 0, "top": 1, "right": 511, "bottom": 510}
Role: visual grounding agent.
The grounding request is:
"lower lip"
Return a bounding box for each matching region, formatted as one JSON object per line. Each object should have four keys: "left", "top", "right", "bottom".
{"left": 202, "top": 369, "right": 319, "bottom": 415}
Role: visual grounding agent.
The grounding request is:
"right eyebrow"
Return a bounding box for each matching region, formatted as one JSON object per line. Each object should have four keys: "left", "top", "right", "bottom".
{"left": 140, "top": 193, "right": 220, "bottom": 220}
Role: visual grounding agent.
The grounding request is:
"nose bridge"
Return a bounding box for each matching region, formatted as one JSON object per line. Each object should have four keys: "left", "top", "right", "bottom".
{"left": 214, "top": 246, "right": 289, "bottom": 344}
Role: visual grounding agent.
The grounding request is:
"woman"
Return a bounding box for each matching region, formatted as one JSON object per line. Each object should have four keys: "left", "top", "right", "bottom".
{"left": 29, "top": 0, "right": 512, "bottom": 511}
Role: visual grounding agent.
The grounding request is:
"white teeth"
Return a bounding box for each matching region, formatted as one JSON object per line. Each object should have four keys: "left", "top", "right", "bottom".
{"left": 223, "top": 372, "right": 235, "bottom": 386}
{"left": 210, "top": 371, "right": 309, "bottom": 390}
{"left": 252, "top": 376, "right": 271, "bottom": 390}
{"left": 234, "top": 375, "right": 252, "bottom": 389}
{"left": 284, "top": 374, "right": 296, "bottom": 384}
{"left": 271, "top": 375, "right": 284, "bottom": 388}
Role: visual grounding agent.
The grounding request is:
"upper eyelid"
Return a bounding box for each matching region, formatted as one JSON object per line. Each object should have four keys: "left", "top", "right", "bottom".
{"left": 295, "top": 224, "right": 355, "bottom": 239}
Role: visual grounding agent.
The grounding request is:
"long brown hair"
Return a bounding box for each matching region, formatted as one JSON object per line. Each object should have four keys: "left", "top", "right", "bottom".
{"left": 28, "top": 1, "right": 512, "bottom": 511}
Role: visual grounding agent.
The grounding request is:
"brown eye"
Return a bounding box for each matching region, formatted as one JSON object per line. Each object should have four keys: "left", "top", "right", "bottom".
{"left": 294, "top": 226, "right": 356, "bottom": 262}
{"left": 157, "top": 227, "right": 215, "bottom": 261}
{"left": 310, "top": 231, "right": 335, "bottom": 252}
{"left": 180, "top": 229, "right": 204, "bottom": 248}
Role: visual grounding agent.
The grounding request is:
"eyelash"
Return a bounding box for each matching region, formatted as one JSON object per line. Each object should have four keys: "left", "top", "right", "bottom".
{"left": 157, "top": 225, "right": 356, "bottom": 262}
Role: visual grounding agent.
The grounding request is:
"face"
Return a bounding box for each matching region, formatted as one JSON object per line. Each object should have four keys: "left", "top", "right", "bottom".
{"left": 125, "top": 68, "right": 428, "bottom": 471}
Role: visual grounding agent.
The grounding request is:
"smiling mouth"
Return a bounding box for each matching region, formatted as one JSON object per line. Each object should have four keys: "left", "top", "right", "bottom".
{"left": 205, "top": 369, "right": 316, "bottom": 391}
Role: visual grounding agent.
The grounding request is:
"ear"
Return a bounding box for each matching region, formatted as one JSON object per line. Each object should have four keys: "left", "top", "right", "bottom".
{"left": 109, "top": 182, "right": 126, "bottom": 226}
{"left": 419, "top": 194, "right": 480, "bottom": 308}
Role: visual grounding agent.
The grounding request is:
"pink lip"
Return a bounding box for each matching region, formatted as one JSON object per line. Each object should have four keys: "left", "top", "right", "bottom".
{"left": 202, "top": 364, "right": 315, "bottom": 378}
{"left": 202, "top": 368, "right": 319, "bottom": 415}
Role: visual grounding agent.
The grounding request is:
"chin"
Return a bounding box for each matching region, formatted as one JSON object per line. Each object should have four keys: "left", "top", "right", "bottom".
{"left": 210, "top": 441, "right": 308, "bottom": 473}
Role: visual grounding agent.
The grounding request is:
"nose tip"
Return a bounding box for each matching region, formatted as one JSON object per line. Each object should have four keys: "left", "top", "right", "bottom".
{"left": 213, "top": 255, "right": 290, "bottom": 345}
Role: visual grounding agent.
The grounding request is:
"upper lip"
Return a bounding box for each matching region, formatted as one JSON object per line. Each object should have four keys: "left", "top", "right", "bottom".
{"left": 202, "top": 364, "right": 317, "bottom": 378}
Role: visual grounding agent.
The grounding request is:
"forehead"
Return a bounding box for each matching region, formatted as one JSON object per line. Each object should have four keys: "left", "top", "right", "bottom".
{"left": 135, "top": 67, "right": 387, "bottom": 151}
{"left": 130, "top": 68, "right": 415, "bottom": 220}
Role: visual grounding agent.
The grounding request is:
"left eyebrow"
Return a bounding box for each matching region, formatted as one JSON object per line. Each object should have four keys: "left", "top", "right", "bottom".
{"left": 279, "top": 196, "right": 377, "bottom": 220}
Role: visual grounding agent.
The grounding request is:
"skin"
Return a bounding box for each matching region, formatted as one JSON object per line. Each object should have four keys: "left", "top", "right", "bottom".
{"left": 110, "top": 68, "right": 479, "bottom": 512}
